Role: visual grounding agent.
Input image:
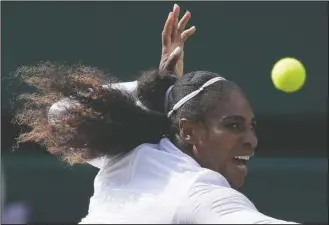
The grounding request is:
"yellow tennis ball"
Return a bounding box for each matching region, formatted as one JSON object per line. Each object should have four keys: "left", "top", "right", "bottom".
{"left": 271, "top": 57, "right": 306, "bottom": 93}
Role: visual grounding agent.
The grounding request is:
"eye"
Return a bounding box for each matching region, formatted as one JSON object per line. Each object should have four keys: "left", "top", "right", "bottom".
{"left": 225, "top": 123, "right": 243, "bottom": 131}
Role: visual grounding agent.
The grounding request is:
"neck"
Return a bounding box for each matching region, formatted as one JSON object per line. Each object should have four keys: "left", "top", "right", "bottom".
{"left": 172, "top": 134, "right": 195, "bottom": 159}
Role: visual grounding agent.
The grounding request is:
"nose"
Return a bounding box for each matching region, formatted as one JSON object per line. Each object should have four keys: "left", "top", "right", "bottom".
{"left": 243, "top": 127, "right": 258, "bottom": 150}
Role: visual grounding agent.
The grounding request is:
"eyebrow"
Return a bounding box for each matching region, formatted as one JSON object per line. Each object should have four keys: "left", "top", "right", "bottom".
{"left": 221, "top": 115, "right": 256, "bottom": 123}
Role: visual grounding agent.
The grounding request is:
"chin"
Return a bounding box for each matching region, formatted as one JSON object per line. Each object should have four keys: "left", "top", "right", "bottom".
{"left": 227, "top": 177, "right": 245, "bottom": 190}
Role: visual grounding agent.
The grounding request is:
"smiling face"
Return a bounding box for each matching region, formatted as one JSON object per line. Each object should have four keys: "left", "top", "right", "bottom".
{"left": 179, "top": 88, "right": 258, "bottom": 189}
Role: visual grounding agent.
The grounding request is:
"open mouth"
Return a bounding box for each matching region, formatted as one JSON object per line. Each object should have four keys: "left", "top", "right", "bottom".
{"left": 232, "top": 154, "right": 254, "bottom": 171}
{"left": 233, "top": 156, "right": 251, "bottom": 165}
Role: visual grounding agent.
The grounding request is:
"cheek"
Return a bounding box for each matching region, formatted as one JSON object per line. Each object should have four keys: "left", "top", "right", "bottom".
{"left": 211, "top": 127, "right": 239, "bottom": 154}
{"left": 213, "top": 134, "right": 238, "bottom": 170}
{"left": 198, "top": 129, "right": 239, "bottom": 171}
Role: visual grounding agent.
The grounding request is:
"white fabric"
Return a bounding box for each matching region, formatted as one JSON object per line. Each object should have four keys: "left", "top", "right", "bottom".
{"left": 102, "top": 81, "right": 138, "bottom": 93}
{"left": 79, "top": 138, "right": 298, "bottom": 224}
{"left": 176, "top": 182, "right": 297, "bottom": 224}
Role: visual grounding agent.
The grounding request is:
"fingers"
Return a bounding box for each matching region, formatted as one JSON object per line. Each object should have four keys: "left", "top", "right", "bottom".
{"left": 181, "top": 26, "right": 196, "bottom": 43}
{"left": 171, "top": 4, "right": 180, "bottom": 42}
{"left": 177, "top": 11, "right": 191, "bottom": 36}
{"left": 164, "top": 46, "right": 183, "bottom": 72}
{"left": 162, "top": 12, "right": 174, "bottom": 47}
{"left": 162, "top": 4, "right": 195, "bottom": 54}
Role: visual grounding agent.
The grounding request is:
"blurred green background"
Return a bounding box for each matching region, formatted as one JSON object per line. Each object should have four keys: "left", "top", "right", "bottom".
{"left": 1, "top": 2, "right": 327, "bottom": 223}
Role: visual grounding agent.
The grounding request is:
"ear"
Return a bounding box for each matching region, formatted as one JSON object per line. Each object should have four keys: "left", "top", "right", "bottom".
{"left": 178, "top": 118, "right": 201, "bottom": 145}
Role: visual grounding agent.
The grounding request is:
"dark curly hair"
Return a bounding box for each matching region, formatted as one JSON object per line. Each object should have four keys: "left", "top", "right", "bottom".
{"left": 12, "top": 62, "right": 239, "bottom": 165}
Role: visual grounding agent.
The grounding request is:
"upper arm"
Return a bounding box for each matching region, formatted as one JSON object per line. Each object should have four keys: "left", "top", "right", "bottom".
{"left": 175, "top": 182, "right": 298, "bottom": 224}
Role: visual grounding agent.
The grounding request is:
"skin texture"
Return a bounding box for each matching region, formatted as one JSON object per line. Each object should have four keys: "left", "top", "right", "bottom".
{"left": 179, "top": 88, "right": 258, "bottom": 189}
{"left": 159, "top": 4, "right": 196, "bottom": 76}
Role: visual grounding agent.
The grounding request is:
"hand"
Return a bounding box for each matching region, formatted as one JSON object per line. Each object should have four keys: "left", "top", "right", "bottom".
{"left": 159, "top": 4, "right": 196, "bottom": 77}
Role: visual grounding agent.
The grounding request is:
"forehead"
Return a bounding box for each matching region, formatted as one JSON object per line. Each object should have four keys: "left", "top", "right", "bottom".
{"left": 208, "top": 88, "right": 255, "bottom": 121}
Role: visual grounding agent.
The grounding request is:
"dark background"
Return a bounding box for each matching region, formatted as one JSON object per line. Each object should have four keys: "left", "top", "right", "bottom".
{"left": 1, "top": 1, "right": 328, "bottom": 223}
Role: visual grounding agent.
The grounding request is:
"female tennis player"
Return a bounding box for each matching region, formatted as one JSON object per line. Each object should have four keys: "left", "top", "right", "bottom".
{"left": 12, "top": 4, "right": 298, "bottom": 224}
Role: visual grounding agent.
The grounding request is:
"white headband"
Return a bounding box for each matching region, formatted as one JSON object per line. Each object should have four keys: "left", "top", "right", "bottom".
{"left": 167, "top": 77, "right": 226, "bottom": 117}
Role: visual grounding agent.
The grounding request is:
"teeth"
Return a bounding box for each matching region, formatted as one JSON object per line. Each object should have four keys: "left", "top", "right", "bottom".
{"left": 234, "top": 156, "right": 251, "bottom": 160}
